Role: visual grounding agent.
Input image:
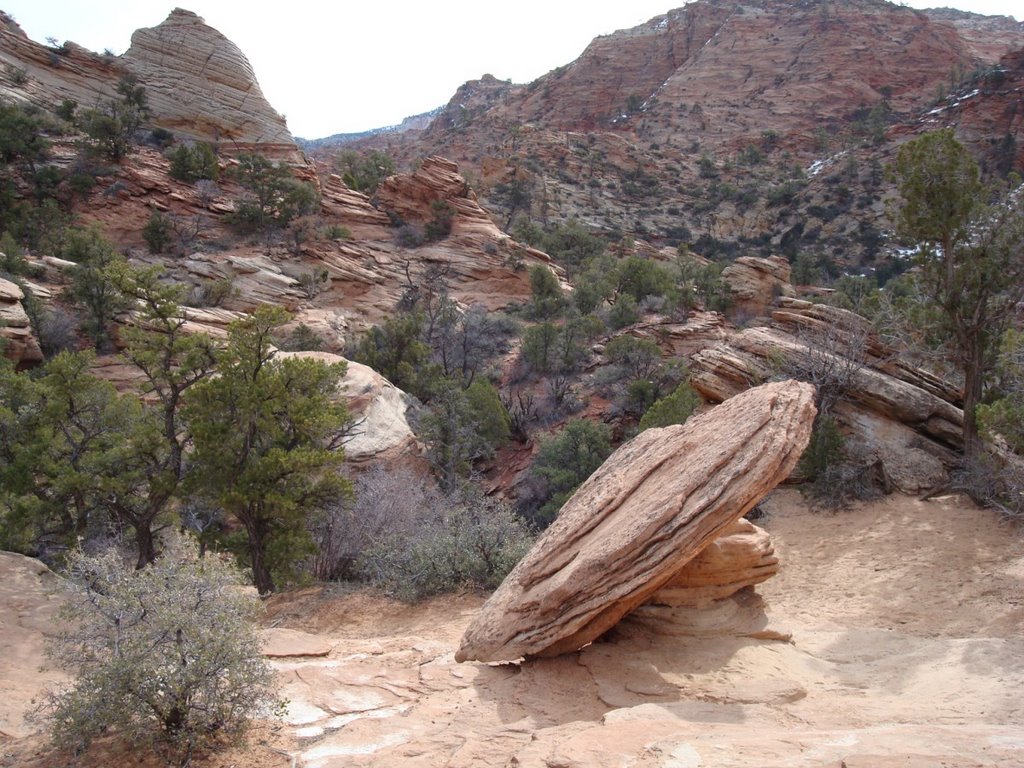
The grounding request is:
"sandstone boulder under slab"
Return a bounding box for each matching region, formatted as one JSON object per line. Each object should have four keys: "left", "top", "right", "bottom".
{"left": 456, "top": 379, "right": 816, "bottom": 662}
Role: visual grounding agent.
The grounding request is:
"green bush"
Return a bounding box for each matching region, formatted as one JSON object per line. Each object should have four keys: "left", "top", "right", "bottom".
{"left": 167, "top": 141, "right": 219, "bottom": 182}
{"left": 530, "top": 419, "right": 612, "bottom": 526}
{"left": 0, "top": 230, "right": 28, "bottom": 275}
{"left": 323, "top": 223, "right": 351, "bottom": 240}
{"left": 37, "top": 535, "right": 282, "bottom": 765}
{"left": 186, "top": 277, "right": 237, "bottom": 308}
{"left": 55, "top": 98, "right": 77, "bottom": 123}
{"left": 77, "top": 75, "right": 149, "bottom": 161}
{"left": 521, "top": 322, "right": 559, "bottom": 372}
{"left": 608, "top": 294, "right": 639, "bottom": 329}
{"left": 528, "top": 264, "right": 565, "bottom": 319}
{"left": 798, "top": 414, "right": 845, "bottom": 481}
{"left": 334, "top": 149, "right": 395, "bottom": 194}
{"left": 352, "top": 312, "right": 439, "bottom": 400}
{"left": 229, "top": 153, "right": 319, "bottom": 233}
{"left": 276, "top": 323, "right": 327, "bottom": 352}
{"left": 0, "top": 102, "right": 49, "bottom": 169}
{"left": 638, "top": 381, "right": 700, "bottom": 430}
{"left": 424, "top": 199, "right": 454, "bottom": 241}
{"left": 142, "top": 210, "right": 173, "bottom": 254}
{"left": 419, "top": 378, "right": 510, "bottom": 491}
{"left": 63, "top": 226, "right": 131, "bottom": 350}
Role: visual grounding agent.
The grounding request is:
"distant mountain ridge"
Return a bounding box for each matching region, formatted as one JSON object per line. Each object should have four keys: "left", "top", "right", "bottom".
{"left": 297, "top": 106, "right": 443, "bottom": 149}
{"left": 338, "top": 0, "right": 1024, "bottom": 273}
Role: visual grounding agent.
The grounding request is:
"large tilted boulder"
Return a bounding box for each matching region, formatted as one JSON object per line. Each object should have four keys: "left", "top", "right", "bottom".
{"left": 456, "top": 379, "right": 816, "bottom": 663}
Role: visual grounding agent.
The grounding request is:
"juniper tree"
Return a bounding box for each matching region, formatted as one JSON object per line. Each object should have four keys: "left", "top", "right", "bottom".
{"left": 184, "top": 307, "right": 350, "bottom": 593}
{"left": 889, "top": 129, "right": 1024, "bottom": 455}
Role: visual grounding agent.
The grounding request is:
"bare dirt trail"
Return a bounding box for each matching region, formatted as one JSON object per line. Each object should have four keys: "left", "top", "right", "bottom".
{"left": 260, "top": 490, "right": 1024, "bottom": 768}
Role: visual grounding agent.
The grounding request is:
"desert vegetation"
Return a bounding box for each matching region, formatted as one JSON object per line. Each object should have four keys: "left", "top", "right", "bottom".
{"left": 1, "top": 11, "right": 1023, "bottom": 763}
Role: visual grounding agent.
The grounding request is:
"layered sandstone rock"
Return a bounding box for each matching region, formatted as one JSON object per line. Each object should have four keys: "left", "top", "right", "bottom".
{"left": 648, "top": 518, "right": 779, "bottom": 608}
{"left": 690, "top": 299, "right": 963, "bottom": 492}
{"left": 456, "top": 379, "right": 816, "bottom": 663}
{"left": 0, "top": 12, "right": 120, "bottom": 116}
{"left": 721, "top": 255, "right": 796, "bottom": 319}
{"left": 374, "top": 156, "right": 506, "bottom": 241}
{"left": 0, "top": 10, "right": 297, "bottom": 159}
{"left": 122, "top": 9, "right": 296, "bottom": 156}
{"left": 0, "top": 277, "right": 43, "bottom": 367}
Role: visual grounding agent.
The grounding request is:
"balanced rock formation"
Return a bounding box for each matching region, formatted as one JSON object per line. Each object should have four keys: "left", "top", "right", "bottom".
{"left": 456, "top": 379, "right": 815, "bottom": 663}
{"left": 122, "top": 9, "right": 295, "bottom": 156}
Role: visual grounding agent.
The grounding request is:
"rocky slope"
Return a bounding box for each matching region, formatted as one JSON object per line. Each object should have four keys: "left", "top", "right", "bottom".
{"left": 343, "top": 0, "right": 1023, "bottom": 270}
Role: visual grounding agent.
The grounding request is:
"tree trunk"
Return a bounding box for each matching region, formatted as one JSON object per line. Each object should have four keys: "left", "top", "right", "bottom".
{"left": 962, "top": 341, "right": 984, "bottom": 458}
{"left": 245, "top": 518, "right": 275, "bottom": 595}
{"left": 134, "top": 524, "right": 157, "bottom": 570}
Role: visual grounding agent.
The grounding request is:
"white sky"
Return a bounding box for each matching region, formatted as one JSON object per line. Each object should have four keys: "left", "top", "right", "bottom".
{"left": 2, "top": 1, "right": 1020, "bottom": 139}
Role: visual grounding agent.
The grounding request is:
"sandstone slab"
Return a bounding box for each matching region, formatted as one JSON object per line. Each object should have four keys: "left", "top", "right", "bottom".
{"left": 260, "top": 628, "right": 334, "bottom": 658}
{"left": 456, "top": 379, "right": 815, "bottom": 662}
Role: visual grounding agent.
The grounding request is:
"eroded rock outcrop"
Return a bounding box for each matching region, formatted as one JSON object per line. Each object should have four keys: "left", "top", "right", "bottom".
{"left": 0, "top": 276, "right": 43, "bottom": 367}
{"left": 276, "top": 352, "right": 417, "bottom": 465}
{"left": 690, "top": 298, "right": 963, "bottom": 492}
{"left": 721, "top": 255, "right": 796, "bottom": 319}
{"left": 456, "top": 379, "right": 815, "bottom": 663}
{"left": 374, "top": 156, "right": 507, "bottom": 241}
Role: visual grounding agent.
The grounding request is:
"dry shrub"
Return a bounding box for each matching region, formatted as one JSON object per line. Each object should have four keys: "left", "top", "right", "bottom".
{"left": 951, "top": 450, "right": 1024, "bottom": 522}
{"left": 315, "top": 467, "right": 534, "bottom": 600}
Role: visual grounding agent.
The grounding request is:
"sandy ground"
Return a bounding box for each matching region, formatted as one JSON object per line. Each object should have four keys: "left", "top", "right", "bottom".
{"left": 4, "top": 490, "right": 1023, "bottom": 767}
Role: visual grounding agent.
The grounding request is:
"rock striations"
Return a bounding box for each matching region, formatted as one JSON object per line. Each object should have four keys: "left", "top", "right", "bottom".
{"left": 0, "top": 9, "right": 296, "bottom": 158}
{"left": 690, "top": 297, "right": 964, "bottom": 491}
{"left": 122, "top": 9, "right": 295, "bottom": 155}
{"left": 0, "top": 276, "right": 42, "bottom": 367}
{"left": 456, "top": 379, "right": 816, "bottom": 663}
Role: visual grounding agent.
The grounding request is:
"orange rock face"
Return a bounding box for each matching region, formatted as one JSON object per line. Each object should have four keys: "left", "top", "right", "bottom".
{"left": 456, "top": 379, "right": 816, "bottom": 663}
